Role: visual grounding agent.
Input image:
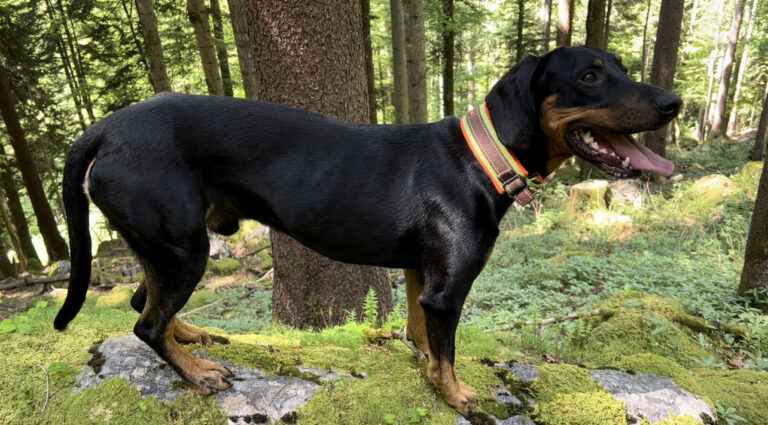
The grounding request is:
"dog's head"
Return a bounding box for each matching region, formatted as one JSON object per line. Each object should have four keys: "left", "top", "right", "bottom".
{"left": 485, "top": 45, "right": 681, "bottom": 178}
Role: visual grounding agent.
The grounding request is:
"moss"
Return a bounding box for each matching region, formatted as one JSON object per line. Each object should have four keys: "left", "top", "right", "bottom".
{"left": 674, "top": 369, "right": 768, "bottom": 425}
{"left": 209, "top": 257, "right": 241, "bottom": 275}
{"left": 531, "top": 364, "right": 626, "bottom": 425}
{"left": 644, "top": 414, "right": 703, "bottom": 425}
{"left": 183, "top": 290, "right": 219, "bottom": 311}
{"left": 94, "top": 286, "right": 135, "bottom": 310}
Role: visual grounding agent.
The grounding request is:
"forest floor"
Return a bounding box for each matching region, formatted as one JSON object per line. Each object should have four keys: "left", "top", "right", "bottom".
{"left": 0, "top": 137, "right": 767, "bottom": 424}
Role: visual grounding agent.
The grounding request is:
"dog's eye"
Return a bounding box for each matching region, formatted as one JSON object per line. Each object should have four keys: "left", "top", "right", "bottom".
{"left": 581, "top": 71, "right": 598, "bottom": 83}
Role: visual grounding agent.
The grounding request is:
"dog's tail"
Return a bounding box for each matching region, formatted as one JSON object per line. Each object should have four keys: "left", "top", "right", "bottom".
{"left": 53, "top": 130, "right": 102, "bottom": 331}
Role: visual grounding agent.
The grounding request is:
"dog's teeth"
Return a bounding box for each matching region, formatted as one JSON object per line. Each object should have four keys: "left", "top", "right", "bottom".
{"left": 622, "top": 157, "right": 630, "bottom": 168}
{"left": 609, "top": 152, "right": 617, "bottom": 157}
{"left": 583, "top": 131, "right": 593, "bottom": 143}
{"left": 589, "top": 142, "right": 599, "bottom": 150}
{"left": 599, "top": 148, "right": 608, "bottom": 154}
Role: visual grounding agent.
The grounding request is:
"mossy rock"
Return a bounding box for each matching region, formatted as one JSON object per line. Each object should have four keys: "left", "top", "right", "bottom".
{"left": 94, "top": 286, "right": 134, "bottom": 310}
{"left": 686, "top": 174, "right": 741, "bottom": 203}
{"left": 569, "top": 179, "right": 610, "bottom": 209}
{"left": 740, "top": 161, "right": 763, "bottom": 181}
{"left": 209, "top": 257, "right": 241, "bottom": 275}
{"left": 184, "top": 289, "right": 219, "bottom": 311}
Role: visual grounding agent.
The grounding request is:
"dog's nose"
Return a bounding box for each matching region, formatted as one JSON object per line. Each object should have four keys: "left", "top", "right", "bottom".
{"left": 654, "top": 93, "right": 682, "bottom": 117}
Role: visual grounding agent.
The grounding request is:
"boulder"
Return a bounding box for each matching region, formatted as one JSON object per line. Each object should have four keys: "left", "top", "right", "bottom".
{"left": 687, "top": 174, "right": 740, "bottom": 203}
{"left": 569, "top": 180, "right": 610, "bottom": 209}
{"left": 609, "top": 179, "right": 643, "bottom": 208}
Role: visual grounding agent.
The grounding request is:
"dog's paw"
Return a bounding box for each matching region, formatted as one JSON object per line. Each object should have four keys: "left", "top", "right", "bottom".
{"left": 445, "top": 382, "right": 478, "bottom": 416}
{"left": 173, "top": 318, "right": 213, "bottom": 345}
{"left": 186, "top": 358, "right": 234, "bottom": 394}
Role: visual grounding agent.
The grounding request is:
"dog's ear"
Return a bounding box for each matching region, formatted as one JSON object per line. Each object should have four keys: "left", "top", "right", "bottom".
{"left": 485, "top": 54, "right": 550, "bottom": 150}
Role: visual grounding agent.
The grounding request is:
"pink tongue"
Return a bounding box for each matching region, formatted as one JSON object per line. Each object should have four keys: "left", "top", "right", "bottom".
{"left": 599, "top": 133, "right": 675, "bottom": 177}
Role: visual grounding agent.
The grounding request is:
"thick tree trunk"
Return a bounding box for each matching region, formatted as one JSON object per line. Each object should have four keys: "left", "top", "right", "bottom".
{"left": 516, "top": 0, "right": 524, "bottom": 62}
{"left": 247, "top": 0, "right": 392, "bottom": 329}
{"left": 0, "top": 67, "right": 68, "bottom": 262}
{"left": 710, "top": 0, "right": 746, "bottom": 137}
{"left": 556, "top": 0, "right": 573, "bottom": 47}
{"left": 441, "top": 0, "right": 455, "bottom": 117}
{"left": 136, "top": 0, "right": 171, "bottom": 93}
{"left": 404, "top": 0, "right": 427, "bottom": 123}
{"left": 585, "top": 0, "right": 606, "bottom": 47}
{"left": 739, "top": 154, "right": 768, "bottom": 301}
{"left": 727, "top": 0, "right": 758, "bottom": 136}
{"left": 644, "top": 0, "right": 684, "bottom": 158}
{"left": 541, "top": 0, "right": 552, "bottom": 53}
{"left": 187, "top": 0, "right": 224, "bottom": 96}
{"left": 0, "top": 145, "right": 43, "bottom": 268}
{"left": 390, "top": 0, "right": 409, "bottom": 123}
{"left": 210, "top": 0, "right": 233, "bottom": 96}
{"left": 227, "top": 0, "right": 257, "bottom": 99}
{"left": 361, "top": 0, "right": 377, "bottom": 123}
{"left": 752, "top": 88, "right": 768, "bottom": 160}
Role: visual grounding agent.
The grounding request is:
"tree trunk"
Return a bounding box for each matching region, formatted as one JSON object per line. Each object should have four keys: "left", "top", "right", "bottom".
{"left": 136, "top": 0, "right": 171, "bottom": 93}
{"left": 441, "top": 0, "right": 455, "bottom": 117}
{"left": 210, "top": 0, "right": 233, "bottom": 96}
{"left": 390, "top": 0, "right": 409, "bottom": 123}
{"left": 689, "top": 0, "right": 699, "bottom": 33}
{"left": 361, "top": 0, "right": 377, "bottom": 123}
{"left": 585, "top": 0, "right": 606, "bottom": 47}
{"left": 0, "top": 191, "right": 26, "bottom": 273}
{"left": 752, "top": 88, "right": 768, "bottom": 160}
{"left": 404, "top": 0, "right": 427, "bottom": 123}
{"left": 516, "top": 0, "right": 524, "bottom": 62}
{"left": 466, "top": 42, "right": 475, "bottom": 107}
{"left": 0, "top": 67, "right": 68, "bottom": 263}
{"left": 55, "top": 0, "right": 96, "bottom": 123}
{"left": 602, "top": 0, "right": 612, "bottom": 49}
{"left": 710, "top": 0, "right": 746, "bottom": 137}
{"left": 556, "top": 0, "right": 574, "bottom": 47}
{"left": 0, "top": 145, "right": 42, "bottom": 268}
{"left": 121, "top": 0, "right": 151, "bottom": 75}
{"left": 644, "top": 0, "right": 684, "bottom": 158}
{"left": 187, "top": 0, "right": 224, "bottom": 96}
{"left": 541, "top": 0, "right": 552, "bottom": 53}
{"left": 640, "top": 0, "right": 653, "bottom": 83}
{"left": 727, "top": 0, "right": 758, "bottom": 136}
{"left": 227, "top": 0, "right": 258, "bottom": 99}
{"left": 700, "top": 0, "right": 727, "bottom": 142}
{"left": 739, "top": 154, "right": 768, "bottom": 301}
{"left": 247, "top": 0, "right": 393, "bottom": 329}
{"left": 0, "top": 228, "right": 15, "bottom": 278}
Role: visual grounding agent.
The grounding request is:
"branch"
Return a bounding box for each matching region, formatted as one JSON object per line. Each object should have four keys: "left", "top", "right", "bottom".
{"left": 499, "top": 308, "right": 613, "bottom": 331}
{"left": 0, "top": 274, "right": 70, "bottom": 291}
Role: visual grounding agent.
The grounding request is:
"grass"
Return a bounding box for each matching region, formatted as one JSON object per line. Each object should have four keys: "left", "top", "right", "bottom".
{"left": 0, "top": 138, "right": 767, "bottom": 424}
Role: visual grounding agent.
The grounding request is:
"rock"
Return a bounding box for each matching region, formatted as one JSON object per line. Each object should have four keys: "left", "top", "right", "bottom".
{"left": 95, "top": 238, "right": 132, "bottom": 258}
{"left": 76, "top": 335, "right": 320, "bottom": 424}
{"left": 297, "top": 366, "right": 367, "bottom": 381}
{"left": 609, "top": 179, "right": 643, "bottom": 208}
{"left": 687, "top": 174, "right": 740, "bottom": 203}
{"left": 48, "top": 260, "right": 71, "bottom": 277}
{"left": 589, "top": 369, "right": 714, "bottom": 424}
{"left": 209, "top": 232, "right": 232, "bottom": 259}
{"left": 456, "top": 415, "right": 535, "bottom": 425}
{"left": 740, "top": 161, "right": 764, "bottom": 181}
{"left": 492, "top": 388, "right": 524, "bottom": 409}
{"left": 569, "top": 179, "right": 610, "bottom": 209}
{"left": 494, "top": 361, "right": 539, "bottom": 382}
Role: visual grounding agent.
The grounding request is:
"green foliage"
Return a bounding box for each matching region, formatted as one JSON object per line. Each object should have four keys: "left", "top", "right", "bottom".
{"left": 716, "top": 403, "right": 749, "bottom": 425}
{"left": 363, "top": 286, "right": 379, "bottom": 328}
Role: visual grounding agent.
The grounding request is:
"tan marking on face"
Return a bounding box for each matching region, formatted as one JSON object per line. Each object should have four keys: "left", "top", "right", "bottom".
{"left": 405, "top": 269, "right": 430, "bottom": 357}
{"left": 83, "top": 159, "right": 96, "bottom": 198}
{"left": 593, "top": 58, "right": 604, "bottom": 67}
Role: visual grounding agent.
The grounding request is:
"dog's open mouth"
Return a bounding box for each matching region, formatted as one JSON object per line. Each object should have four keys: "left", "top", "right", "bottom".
{"left": 565, "top": 127, "right": 675, "bottom": 178}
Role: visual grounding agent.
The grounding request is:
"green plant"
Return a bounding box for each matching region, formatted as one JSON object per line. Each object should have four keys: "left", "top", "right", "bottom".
{"left": 406, "top": 408, "right": 427, "bottom": 423}
{"left": 363, "top": 287, "right": 379, "bottom": 328}
{"left": 716, "top": 403, "right": 748, "bottom": 425}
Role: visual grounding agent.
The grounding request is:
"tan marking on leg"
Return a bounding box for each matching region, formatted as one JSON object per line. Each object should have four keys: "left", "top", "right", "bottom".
{"left": 164, "top": 319, "right": 233, "bottom": 394}
{"left": 83, "top": 159, "right": 96, "bottom": 199}
{"left": 428, "top": 357, "right": 477, "bottom": 415}
{"left": 172, "top": 317, "right": 212, "bottom": 345}
{"left": 405, "top": 269, "right": 430, "bottom": 359}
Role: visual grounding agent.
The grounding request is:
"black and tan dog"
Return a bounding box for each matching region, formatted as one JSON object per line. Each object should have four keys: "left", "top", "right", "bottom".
{"left": 54, "top": 46, "right": 680, "bottom": 414}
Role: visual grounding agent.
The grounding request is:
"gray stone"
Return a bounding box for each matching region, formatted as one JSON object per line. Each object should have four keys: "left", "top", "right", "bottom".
{"left": 492, "top": 388, "right": 523, "bottom": 409}
{"left": 493, "top": 362, "right": 539, "bottom": 382}
{"left": 456, "top": 415, "right": 535, "bottom": 425}
{"left": 610, "top": 179, "right": 643, "bottom": 208}
{"left": 589, "top": 369, "right": 714, "bottom": 424}
{"left": 76, "top": 334, "right": 321, "bottom": 424}
{"left": 208, "top": 232, "right": 232, "bottom": 259}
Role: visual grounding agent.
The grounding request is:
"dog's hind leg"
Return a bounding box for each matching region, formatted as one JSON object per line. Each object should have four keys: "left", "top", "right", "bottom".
{"left": 404, "top": 269, "right": 430, "bottom": 360}
{"left": 130, "top": 282, "right": 212, "bottom": 345}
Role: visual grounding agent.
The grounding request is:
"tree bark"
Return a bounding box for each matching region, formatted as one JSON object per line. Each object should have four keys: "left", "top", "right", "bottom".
{"left": 227, "top": 0, "right": 258, "bottom": 99}
{"left": 700, "top": 0, "right": 726, "bottom": 142}
{"left": 390, "top": 0, "right": 409, "bottom": 123}
{"left": 556, "top": 0, "right": 574, "bottom": 47}
{"left": 0, "top": 191, "right": 26, "bottom": 272}
{"left": 644, "top": 0, "right": 684, "bottom": 158}
{"left": 516, "top": 0, "right": 524, "bottom": 62}
{"left": 602, "top": 0, "right": 612, "bottom": 49}
{"left": 710, "top": 0, "right": 746, "bottom": 137}
{"left": 727, "top": 0, "right": 758, "bottom": 136}
{"left": 247, "top": 0, "right": 393, "bottom": 329}
{"left": 0, "top": 67, "right": 68, "bottom": 262}
{"left": 404, "top": 0, "right": 427, "bottom": 123}
{"left": 585, "top": 0, "right": 606, "bottom": 47}
{"left": 752, "top": 87, "right": 768, "bottom": 160}
{"left": 361, "top": 0, "right": 377, "bottom": 123}
{"left": 739, "top": 154, "right": 768, "bottom": 301}
{"left": 640, "top": 0, "right": 652, "bottom": 83}
{"left": 541, "top": 0, "right": 552, "bottom": 53}
{"left": 0, "top": 228, "right": 14, "bottom": 278}
{"left": 0, "top": 145, "right": 42, "bottom": 268}
{"left": 187, "top": 0, "right": 224, "bottom": 96}
{"left": 210, "top": 0, "right": 234, "bottom": 96}
{"left": 441, "top": 0, "right": 455, "bottom": 117}
{"left": 55, "top": 0, "right": 96, "bottom": 123}
{"left": 136, "top": 0, "right": 171, "bottom": 93}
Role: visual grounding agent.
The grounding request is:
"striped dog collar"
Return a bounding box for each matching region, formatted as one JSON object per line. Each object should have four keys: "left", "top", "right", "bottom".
{"left": 460, "top": 103, "right": 543, "bottom": 205}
